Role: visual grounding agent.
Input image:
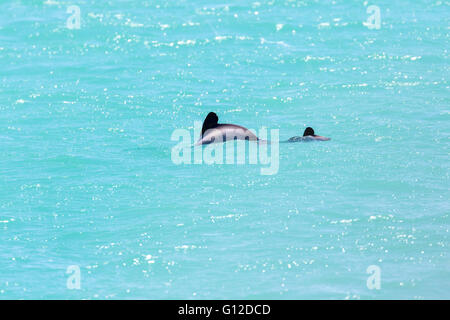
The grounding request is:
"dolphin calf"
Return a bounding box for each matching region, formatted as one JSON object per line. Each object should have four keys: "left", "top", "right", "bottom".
{"left": 195, "top": 112, "right": 261, "bottom": 146}
{"left": 287, "top": 127, "right": 330, "bottom": 142}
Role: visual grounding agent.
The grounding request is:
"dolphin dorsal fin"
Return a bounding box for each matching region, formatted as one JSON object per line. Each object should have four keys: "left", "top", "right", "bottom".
{"left": 201, "top": 112, "right": 219, "bottom": 137}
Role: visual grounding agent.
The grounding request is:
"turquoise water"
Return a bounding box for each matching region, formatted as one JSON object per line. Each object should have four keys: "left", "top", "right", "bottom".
{"left": 1, "top": 0, "right": 449, "bottom": 299}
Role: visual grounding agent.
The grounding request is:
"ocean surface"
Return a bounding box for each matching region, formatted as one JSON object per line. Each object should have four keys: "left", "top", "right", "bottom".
{"left": 0, "top": 0, "right": 449, "bottom": 299}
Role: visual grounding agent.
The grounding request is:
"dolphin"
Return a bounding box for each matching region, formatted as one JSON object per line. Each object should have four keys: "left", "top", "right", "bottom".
{"left": 195, "top": 112, "right": 262, "bottom": 146}
{"left": 287, "top": 127, "right": 330, "bottom": 142}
